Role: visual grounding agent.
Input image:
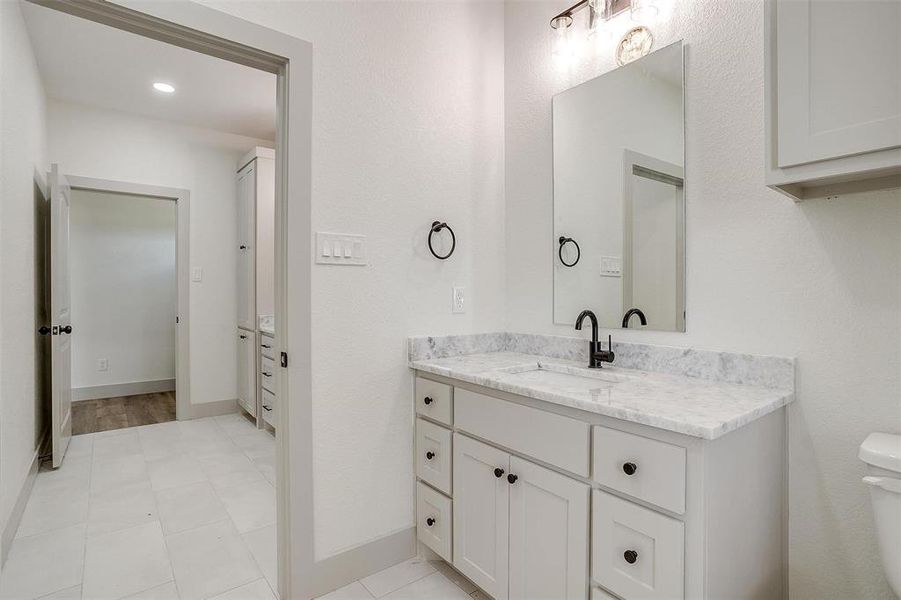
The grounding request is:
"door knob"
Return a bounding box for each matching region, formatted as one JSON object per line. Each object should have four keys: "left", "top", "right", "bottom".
{"left": 494, "top": 468, "right": 505, "bottom": 478}
{"left": 38, "top": 326, "right": 52, "bottom": 336}
{"left": 426, "top": 451, "right": 435, "bottom": 460}
{"left": 507, "top": 474, "right": 518, "bottom": 484}
{"left": 622, "top": 462, "right": 638, "bottom": 476}
{"left": 60, "top": 325, "right": 72, "bottom": 334}
{"left": 623, "top": 550, "right": 638, "bottom": 564}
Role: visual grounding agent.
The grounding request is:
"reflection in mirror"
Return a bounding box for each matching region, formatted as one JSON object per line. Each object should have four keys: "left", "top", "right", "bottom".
{"left": 553, "top": 40, "right": 684, "bottom": 332}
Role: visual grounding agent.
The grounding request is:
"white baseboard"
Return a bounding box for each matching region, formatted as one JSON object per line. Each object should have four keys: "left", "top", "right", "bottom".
{"left": 189, "top": 398, "right": 237, "bottom": 419}
{"left": 1, "top": 435, "right": 47, "bottom": 567}
{"left": 73, "top": 378, "right": 175, "bottom": 402}
{"left": 313, "top": 527, "right": 416, "bottom": 597}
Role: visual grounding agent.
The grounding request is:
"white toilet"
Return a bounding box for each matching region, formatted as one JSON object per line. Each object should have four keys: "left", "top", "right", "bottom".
{"left": 860, "top": 432, "right": 901, "bottom": 597}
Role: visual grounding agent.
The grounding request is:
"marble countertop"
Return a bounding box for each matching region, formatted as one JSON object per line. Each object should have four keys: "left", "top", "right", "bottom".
{"left": 258, "top": 315, "right": 274, "bottom": 336}
{"left": 410, "top": 351, "right": 794, "bottom": 440}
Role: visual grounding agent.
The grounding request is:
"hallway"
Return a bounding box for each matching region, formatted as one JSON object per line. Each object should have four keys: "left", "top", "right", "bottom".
{"left": 0, "top": 414, "right": 276, "bottom": 599}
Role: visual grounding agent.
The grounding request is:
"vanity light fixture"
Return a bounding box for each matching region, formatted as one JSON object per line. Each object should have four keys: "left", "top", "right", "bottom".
{"left": 630, "top": 0, "right": 659, "bottom": 21}
{"left": 152, "top": 82, "right": 175, "bottom": 94}
{"left": 550, "top": 0, "right": 632, "bottom": 46}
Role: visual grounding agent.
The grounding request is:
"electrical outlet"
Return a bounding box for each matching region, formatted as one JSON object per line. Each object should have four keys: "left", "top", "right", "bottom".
{"left": 97, "top": 358, "right": 109, "bottom": 372}
{"left": 452, "top": 286, "right": 465, "bottom": 314}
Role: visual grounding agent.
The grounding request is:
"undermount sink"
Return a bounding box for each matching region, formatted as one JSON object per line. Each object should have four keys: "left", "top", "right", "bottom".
{"left": 497, "top": 361, "right": 632, "bottom": 389}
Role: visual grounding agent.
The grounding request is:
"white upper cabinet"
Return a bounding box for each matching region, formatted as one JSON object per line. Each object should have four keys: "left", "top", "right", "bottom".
{"left": 766, "top": 0, "right": 901, "bottom": 199}
{"left": 236, "top": 162, "right": 256, "bottom": 330}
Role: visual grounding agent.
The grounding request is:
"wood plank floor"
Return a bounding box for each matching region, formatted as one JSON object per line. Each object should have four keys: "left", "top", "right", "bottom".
{"left": 72, "top": 391, "right": 176, "bottom": 435}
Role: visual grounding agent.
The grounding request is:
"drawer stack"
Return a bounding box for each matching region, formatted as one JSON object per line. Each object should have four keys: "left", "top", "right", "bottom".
{"left": 414, "top": 377, "right": 454, "bottom": 561}
{"left": 259, "top": 334, "right": 276, "bottom": 427}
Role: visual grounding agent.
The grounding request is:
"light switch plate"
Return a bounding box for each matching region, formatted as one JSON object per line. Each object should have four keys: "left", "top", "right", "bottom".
{"left": 452, "top": 286, "right": 465, "bottom": 314}
{"left": 316, "top": 232, "right": 367, "bottom": 266}
{"left": 191, "top": 267, "right": 203, "bottom": 282}
{"left": 600, "top": 256, "right": 623, "bottom": 278}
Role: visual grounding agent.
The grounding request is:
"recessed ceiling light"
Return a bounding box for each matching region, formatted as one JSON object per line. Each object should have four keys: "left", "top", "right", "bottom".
{"left": 153, "top": 82, "right": 175, "bottom": 94}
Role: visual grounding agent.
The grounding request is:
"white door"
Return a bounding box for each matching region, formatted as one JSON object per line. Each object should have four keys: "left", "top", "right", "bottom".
{"left": 49, "top": 165, "right": 73, "bottom": 468}
{"left": 237, "top": 329, "right": 256, "bottom": 417}
{"left": 236, "top": 163, "right": 256, "bottom": 330}
{"left": 453, "top": 434, "right": 510, "bottom": 600}
{"left": 508, "top": 456, "right": 590, "bottom": 600}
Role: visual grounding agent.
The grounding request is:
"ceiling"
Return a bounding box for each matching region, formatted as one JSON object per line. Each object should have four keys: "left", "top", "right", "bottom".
{"left": 22, "top": 2, "right": 277, "bottom": 140}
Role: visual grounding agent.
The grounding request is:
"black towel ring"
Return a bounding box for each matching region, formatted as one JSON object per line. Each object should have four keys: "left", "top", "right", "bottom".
{"left": 429, "top": 221, "right": 456, "bottom": 260}
{"left": 558, "top": 236, "right": 580, "bottom": 267}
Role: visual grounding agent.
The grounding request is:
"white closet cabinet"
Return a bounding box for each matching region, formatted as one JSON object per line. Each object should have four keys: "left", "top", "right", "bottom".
{"left": 236, "top": 162, "right": 256, "bottom": 331}
{"left": 766, "top": 0, "right": 901, "bottom": 199}
{"left": 453, "top": 434, "right": 590, "bottom": 600}
{"left": 236, "top": 330, "right": 255, "bottom": 417}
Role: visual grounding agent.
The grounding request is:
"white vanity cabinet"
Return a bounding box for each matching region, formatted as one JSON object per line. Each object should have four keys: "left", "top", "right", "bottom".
{"left": 766, "top": 0, "right": 901, "bottom": 199}
{"left": 259, "top": 332, "right": 276, "bottom": 428}
{"left": 412, "top": 373, "right": 786, "bottom": 600}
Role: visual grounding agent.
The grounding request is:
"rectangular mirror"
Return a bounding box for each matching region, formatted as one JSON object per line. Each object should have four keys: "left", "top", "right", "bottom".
{"left": 553, "top": 40, "right": 685, "bottom": 332}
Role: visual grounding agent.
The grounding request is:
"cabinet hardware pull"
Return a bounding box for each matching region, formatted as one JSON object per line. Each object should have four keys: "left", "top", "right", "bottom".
{"left": 239, "top": 245, "right": 247, "bottom": 250}
{"left": 623, "top": 550, "right": 638, "bottom": 564}
{"left": 494, "top": 468, "right": 505, "bottom": 478}
{"left": 262, "top": 372, "right": 272, "bottom": 377}
{"left": 263, "top": 405, "right": 272, "bottom": 411}
{"left": 425, "top": 451, "right": 435, "bottom": 460}
{"left": 240, "top": 334, "right": 247, "bottom": 339}
{"left": 507, "top": 473, "right": 518, "bottom": 484}
{"left": 261, "top": 344, "right": 271, "bottom": 349}
{"left": 426, "top": 517, "right": 436, "bottom": 527}
{"left": 423, "top": 396, "right": 433, "bottom": 405}
{"left": 622, "top": 462, "right": 638, "bottom": 476}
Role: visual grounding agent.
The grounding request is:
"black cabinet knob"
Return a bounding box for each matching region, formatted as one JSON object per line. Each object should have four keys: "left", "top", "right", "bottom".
{"left": 425, "top": 451, "right": 435, "bottom": 460}
{"left": 426, "top": 517, "right": 436, "bottom": 527}
{"left": 423, "top": 396, "right": 433, "bottom": 405}
{"left": 622, "top": 462, "right": 638, "bottom": 476}
{"left": 494, "top": 468, "right": 505, "bottom": 478}
{"left": 239, "top": 245, "right": 247, "bottom": 250}
{"left": 623, "top": 550, "right": 638, "bottom": 564}
{"left": 507, "top": 474, "right": 518, "bottom": 484}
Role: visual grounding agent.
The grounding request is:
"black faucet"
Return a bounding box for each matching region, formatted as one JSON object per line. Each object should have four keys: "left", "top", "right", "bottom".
{"left": 575, "top": 310, "right": 615, "bottom": 368}
{"left": 622, "top": 308, "right": 647, "bottom": 328}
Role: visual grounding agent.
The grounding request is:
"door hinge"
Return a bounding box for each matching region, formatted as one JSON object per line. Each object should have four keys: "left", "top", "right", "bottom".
{"left": 176, "top": 316, "right": 179, "bottom": 324}
{"left": 280, "top": 352, "right": 288, "bottom": 368}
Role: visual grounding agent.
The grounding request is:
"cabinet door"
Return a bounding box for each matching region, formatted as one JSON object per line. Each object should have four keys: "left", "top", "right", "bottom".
{"left": 236, "top": 163, "right": 256, "bottom": 330}
{"left": 453, "top": 434, "right": 510, "bottom": 600}
{"left": 776, "top": 0, "right": 901, "bottom": 167}
{"left": 236, "top": 330, "right": 255, "bottom": 417}
{"left": 509, "top": 456, "right": 589, "bottom": 600}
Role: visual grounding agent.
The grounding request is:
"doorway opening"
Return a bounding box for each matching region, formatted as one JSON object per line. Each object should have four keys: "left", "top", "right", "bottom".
{"left": 67, "top": 177, "right": 191, "bottom": 435}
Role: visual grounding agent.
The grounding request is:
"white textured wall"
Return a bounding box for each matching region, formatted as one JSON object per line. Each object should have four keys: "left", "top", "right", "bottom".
{"left": 70, "top": 190, "right": 177, "bottom": 390}
{"left": 48, "top": 101, "right": 270, "bottom": 407}
{"left": 0, "top": 0, "right": 48, "bottom": 546}
{"left": 504, "top": 1, "right": 900, "bottom": 598}
{"left": 195, "top": 0, "right": 507, "bottom": 560}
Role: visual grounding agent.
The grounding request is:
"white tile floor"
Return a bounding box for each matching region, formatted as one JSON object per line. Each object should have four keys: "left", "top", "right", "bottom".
{"left": 1, "top": 414, "right": 482, "bottom": 600}
{"left": 0, "top": 414, "right": 277, "bottom": 600}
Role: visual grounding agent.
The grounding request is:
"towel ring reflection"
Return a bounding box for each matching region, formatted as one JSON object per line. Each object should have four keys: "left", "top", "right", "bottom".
{"left": 558, "top": 236, "right": 580, "bottom": 267}
{"left": 429, "top": 221, "right": 456, "bottom": 260}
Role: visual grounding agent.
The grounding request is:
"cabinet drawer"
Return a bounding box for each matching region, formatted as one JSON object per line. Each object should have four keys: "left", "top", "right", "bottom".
{"left": 415, "top": 377, "right": 453, "bottom": 426}
{"left": 416, "top": 481, "right": 452, "bottom": 562}
{"left": 261, "top": 388, "right": 276, "bottom": 427}
{"left": 592, "top": 490, "right": 684, "bottom": 600}
{"left": 592, "top": 426, "right": 686, "bottom": 514}
{"left": 260, "top": 336, "right": 275, "bottom": 360}
{"left": 590, "top": 588, "right": 618, "bottom": 600}
{"left": 416, "top": 419, "right": 452, "bottom": 495}
{"left": 260, "top": 356, "right": 276, "bottom": 393}
{"left": 455, "top": 388, "right": 590, "bottom": 477}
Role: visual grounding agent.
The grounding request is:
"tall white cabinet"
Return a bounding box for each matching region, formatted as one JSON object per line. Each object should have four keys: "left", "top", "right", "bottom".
{"left": 766, "top": 0, "right": 901, "bottom": 199}
{"left": 236, "top": 147, "right": 275, "bottom": 426}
